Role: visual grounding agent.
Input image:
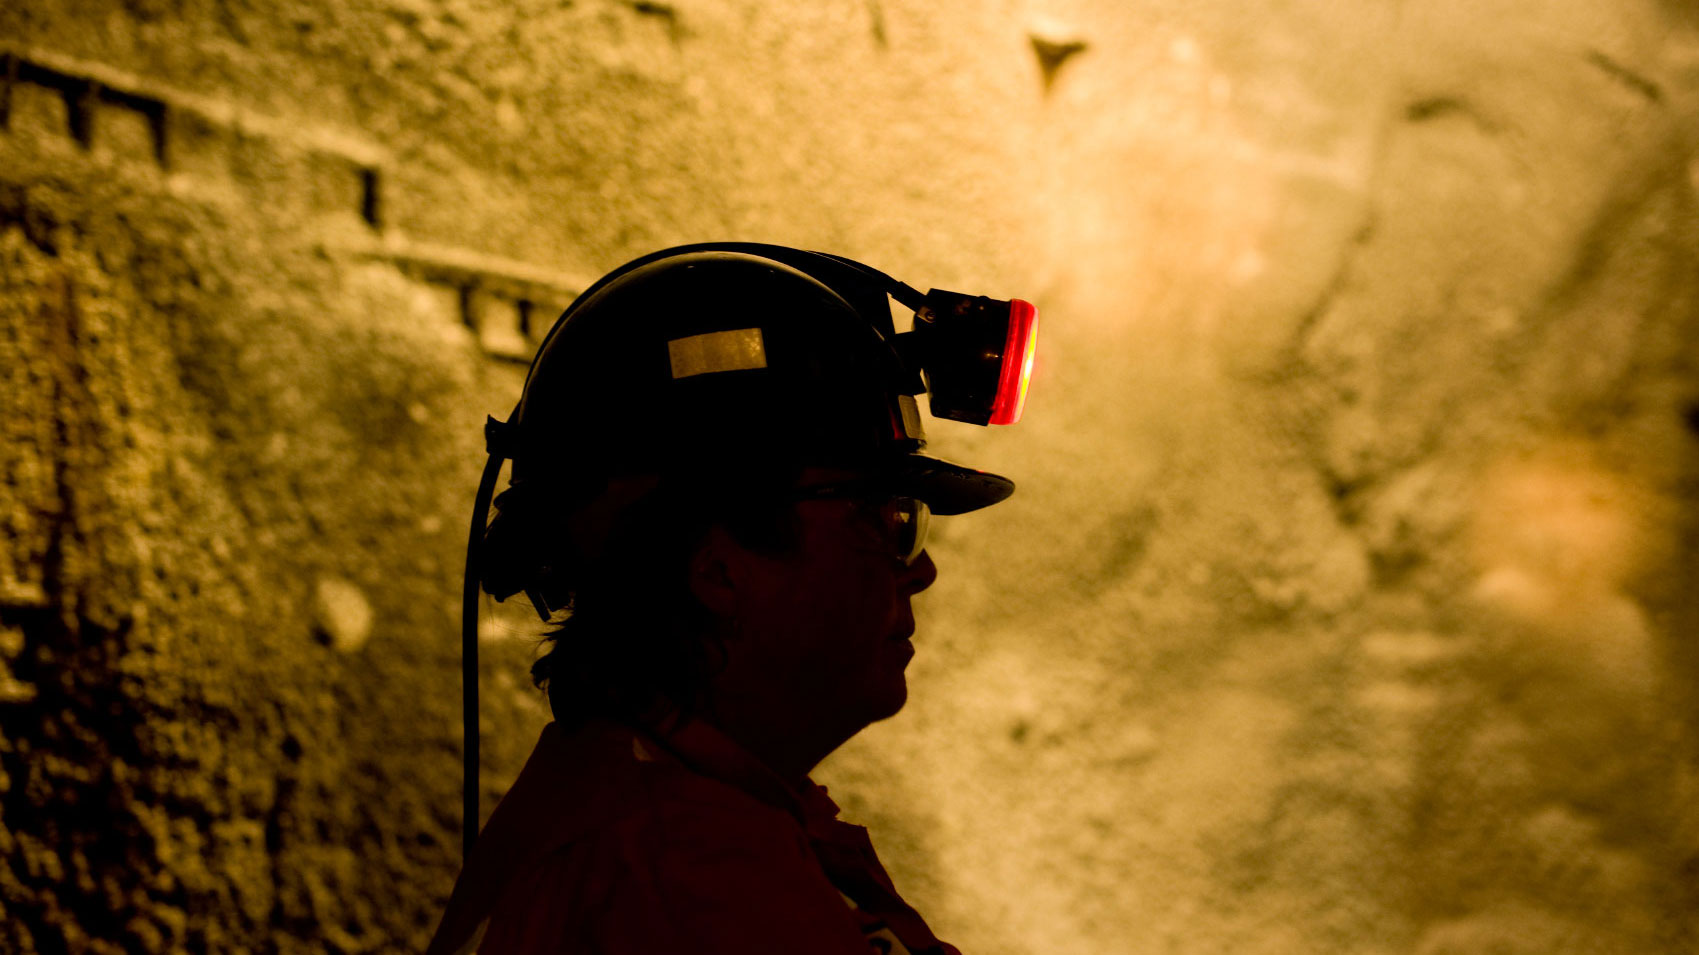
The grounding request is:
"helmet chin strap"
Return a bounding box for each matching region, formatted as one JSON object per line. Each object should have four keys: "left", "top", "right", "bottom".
{"left": 462, "top": 415, "right": 517, "bottom": 861}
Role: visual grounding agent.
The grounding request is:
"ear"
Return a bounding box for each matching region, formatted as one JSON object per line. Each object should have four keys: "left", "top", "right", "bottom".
{"left": 686, "top": 525, "right": 742, "bottom": 621}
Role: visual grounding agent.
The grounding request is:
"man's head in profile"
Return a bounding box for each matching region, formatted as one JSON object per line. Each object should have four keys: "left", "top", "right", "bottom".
{"left": 433, "top": 245, "right": 1033, "bottom": 955}
{"left": 480, "top": 249, "right": 1017, "bottom": 776}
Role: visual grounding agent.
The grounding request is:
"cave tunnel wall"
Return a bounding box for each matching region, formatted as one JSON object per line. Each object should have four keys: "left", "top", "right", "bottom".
{"left": 2, "top": 2, "right": 1698, "bottom": 953}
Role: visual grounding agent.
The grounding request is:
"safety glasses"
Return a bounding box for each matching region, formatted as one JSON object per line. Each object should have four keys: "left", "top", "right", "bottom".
{"left": 787, "top": 482, "right": 931, "bottom": 565}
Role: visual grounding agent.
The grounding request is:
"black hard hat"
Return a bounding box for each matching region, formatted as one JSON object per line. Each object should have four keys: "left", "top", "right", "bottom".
{"left": 504, "top": 250, "right": 1014, "bottom": 515}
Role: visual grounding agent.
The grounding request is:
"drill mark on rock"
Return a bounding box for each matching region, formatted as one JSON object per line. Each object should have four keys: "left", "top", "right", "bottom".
{"left": 68, "top": 81, "right": 96, "bottom": 148}
{"left": 457, "top": 283, "right": 476, "bottom": 332}
{"left": 517, "top": 297, "right": 536, "bottom": 340}
{"left": 1403, "top": 96, "right": 1495, "bottom": 132}
{"left": 1683, "top": 401, "right": 1699, "bottom": 438}
{"left": 866, "top": 0, "right": 888, "bottom": 48}
{"left": 627, "top": 0, "right": 683, "bottom": 43}
{"left": 1, "top": 52, "right": 16, "bottom": 131}
{"left": 12, "top": 57, "right": 95, "bottom": 145}
{"left": 1405, "top": 97, "right": 1461, "bottom": 122}
{"left": 98, "top": 84, "right": 170, "bottom": 166}
{"left": 1029, "top": 33, "right": 1088, "bottom": 95}
{"left": 359, "top": 166, "right": 381, "bottom": 229}
{"left": 1585, "top": 49, "right": 1663, "bottom": 104}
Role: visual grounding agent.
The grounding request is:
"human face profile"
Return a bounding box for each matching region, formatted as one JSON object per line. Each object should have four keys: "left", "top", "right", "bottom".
{"left": 698, "top": 467, "right": 940, "bottom": 774}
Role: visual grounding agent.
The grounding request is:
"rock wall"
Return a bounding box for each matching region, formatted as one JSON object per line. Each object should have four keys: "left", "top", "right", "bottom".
{"left": 2, "top": 2, "right": 1696, "bottom": 953}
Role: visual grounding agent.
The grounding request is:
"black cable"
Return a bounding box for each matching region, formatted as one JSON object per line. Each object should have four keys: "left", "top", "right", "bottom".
{"left": 461, "top": 442, "right": 507, "bottom": 861}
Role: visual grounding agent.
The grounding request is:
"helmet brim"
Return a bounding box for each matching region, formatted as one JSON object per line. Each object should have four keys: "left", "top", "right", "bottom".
{"left": 875, "top": 453, "right": 1014, "bottom": 516}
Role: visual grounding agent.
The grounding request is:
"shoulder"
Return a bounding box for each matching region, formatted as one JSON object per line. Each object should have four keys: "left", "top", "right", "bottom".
{"left": 481, "top": 727, "right": 874, "bottom": 954}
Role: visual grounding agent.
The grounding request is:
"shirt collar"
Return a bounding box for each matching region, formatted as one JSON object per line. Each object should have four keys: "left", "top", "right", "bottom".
{"left": 637, "top": 713, "right": 844, "bottom": 830}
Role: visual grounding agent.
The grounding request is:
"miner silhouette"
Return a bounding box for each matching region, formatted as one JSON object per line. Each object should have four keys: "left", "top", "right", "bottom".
{"left": 430, "top": 244, "right": 1036, "bottom": 955}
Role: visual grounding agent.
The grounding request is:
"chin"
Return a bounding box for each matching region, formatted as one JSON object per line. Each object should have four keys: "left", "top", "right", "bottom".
{"left": 866, "top": 681, "right": 908, "bottom": 723}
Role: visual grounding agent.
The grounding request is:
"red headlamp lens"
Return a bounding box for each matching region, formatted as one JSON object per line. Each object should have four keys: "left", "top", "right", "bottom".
{"left": 988, "top": 299, "right": 1038, "bottom": 425}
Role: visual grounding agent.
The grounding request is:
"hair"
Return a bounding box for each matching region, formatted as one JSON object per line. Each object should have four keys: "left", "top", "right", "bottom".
{"left": 482, "top": 463, "right": 804, "bottom": 729}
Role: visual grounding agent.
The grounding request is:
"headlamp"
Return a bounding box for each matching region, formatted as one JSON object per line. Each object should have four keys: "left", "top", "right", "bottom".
{"left": 901, "top": 291, "right": 1040, "bottom": 426}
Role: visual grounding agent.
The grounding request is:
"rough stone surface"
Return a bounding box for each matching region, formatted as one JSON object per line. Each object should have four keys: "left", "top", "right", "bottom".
{"left": 2, "top": 2, "right": 1698, "bottom": 954}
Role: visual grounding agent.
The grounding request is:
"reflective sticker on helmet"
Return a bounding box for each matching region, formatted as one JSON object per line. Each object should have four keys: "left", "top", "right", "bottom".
{"left": 897, "top": 394, "right": 925, "bottom": 440}
{"left": 667, "top": 328, "right": 768, "bottom": 379}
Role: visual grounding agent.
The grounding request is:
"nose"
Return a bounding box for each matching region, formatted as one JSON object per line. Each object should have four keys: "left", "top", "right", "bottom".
{"left": 901, "top": 549, "right": 938, "bottom": 594}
